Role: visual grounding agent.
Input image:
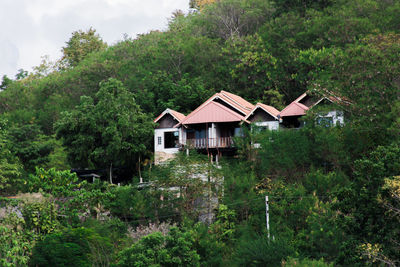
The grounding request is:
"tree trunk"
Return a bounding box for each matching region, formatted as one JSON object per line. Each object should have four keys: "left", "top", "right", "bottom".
{"left": 139, "top": 155, "right": 143, "bottom": 183}
{"left": 109, "top": 163, "right": 113, "bottom": 184}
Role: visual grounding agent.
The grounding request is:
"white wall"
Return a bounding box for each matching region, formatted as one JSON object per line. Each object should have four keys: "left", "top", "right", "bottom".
{"left": 179, "top": 127, "right": 186, "bottom": 145}
{"left": 318, "top": 110, "right": 344, "bottom": 126}
{"left": 254, "top": 121, "right": 280, "bottom": 130}
{"left": 154, "top": 127, "right": 180, "bottom": 154}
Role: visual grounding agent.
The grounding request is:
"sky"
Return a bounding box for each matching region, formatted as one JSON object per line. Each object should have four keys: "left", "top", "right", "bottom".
{"left": 0, "top": 0, "right": 189, "bottom": 78}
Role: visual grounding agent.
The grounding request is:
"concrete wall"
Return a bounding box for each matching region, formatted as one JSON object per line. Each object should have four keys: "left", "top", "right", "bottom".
{"left": 254, "top": 121, "right": 280, "bottom": 130}
{"left": 317, "top": 110, "right": 344, "bottom": 126}
{"left": 154, "top": 127, "right": 180, "bottom": 164}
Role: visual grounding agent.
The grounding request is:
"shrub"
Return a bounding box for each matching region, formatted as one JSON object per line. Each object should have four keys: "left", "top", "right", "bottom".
{"left": 30, "top": 227, "right": 112, "bottom": 267}
{"left": 117, "top": 226, "right": 200, "bottom": 267}
{"left": 234, "top": 233, "right": 295, "bottom": 266}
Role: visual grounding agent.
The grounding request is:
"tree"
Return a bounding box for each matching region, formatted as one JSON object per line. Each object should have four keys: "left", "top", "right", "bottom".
{"left": 26, "top": 168, "right": 82, "bottom": 197}
{"left": 0, "top": 119, "right": 23, "bottom": 194}
{"left": 190, "top": 0, "right": 217, "bottom": 10}
{"left": 223, "top": 34, "right": 281, "bottom": 105}
{"left": 0, "top": 215, "right": 34, "bottom": 267}
{"left": 234, "top": 234, "right": 295, "bottom": 266}
{"left": 55, "top": 78, "right": 153, "bottom": 180}
{"left": 117, "top": 227, "right": 200, "bottom": 267}
{"left": 200, "top": 0, "right": 274, "bottom": 40}
{"left": 298, "top": 33, "right": 400, "bottom": 149}
{"left": 273, "top": 0, "right": 333, "bottom": 15}
{"left": 0, "top": 75, "right": 13, "bottom": 90}
{"left": 30, "top": 227, "right": 112, "bottom": 267}
{"left": 7, "top": 124, "right": 54, "bottom": 173}
{"left": 334, "top": 144, "right": 400, "bottom": 265}
{"left": 0, "top": 139, "right": 22, "bottom": 194}
{"left": 62, "top": 28, "right": 107, "bottom": 67}
{"left": 14, "top": 69, "right": 28, "bottom": 80}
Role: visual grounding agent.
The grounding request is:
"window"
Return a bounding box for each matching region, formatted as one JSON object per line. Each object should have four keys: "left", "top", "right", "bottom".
{"left": 157, "top": 136, "right": 162, "bottom": 145}
{"left": 234, "top": 127, "right": 244, "bottom": 137}
{"left": 164, "top": 131, "right": 179, "bottom": 148}
{"left": 195, "top": 129, "right": 206, "bottom": 139}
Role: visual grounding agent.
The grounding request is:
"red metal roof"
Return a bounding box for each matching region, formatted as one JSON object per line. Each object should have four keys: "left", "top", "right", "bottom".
{"left": 294, "top": 92, "right": 308, "bottom": 103}
{"left": 154, "top": 108, "right": 186, "bottom": 123}
{"left": 156, "top": 91, "right": 259, "bottom": 127}
{"left": 246, "top": 102, "right": 280, "bottom": 120}
{"left": 279, "top": 92, "right": 319, "bottom": 118}
{"left": 279, "top": 102, "right": 309, "bottom": 117}
{"left": 279, "top": 91, "right": 349, "bottom": 118}
{"left": 169, "top": 109, "right": 186, "bottom": 122}
{"left": 219, "top": 90, "right": 255, "bottom": 115}
{"left": 180, "top": 101, "right": 247, "bottom": 125}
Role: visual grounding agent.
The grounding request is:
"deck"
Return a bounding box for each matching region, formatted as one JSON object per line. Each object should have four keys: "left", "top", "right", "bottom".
{"left": 185, "top": 137, "right": 234, "bottom": 149}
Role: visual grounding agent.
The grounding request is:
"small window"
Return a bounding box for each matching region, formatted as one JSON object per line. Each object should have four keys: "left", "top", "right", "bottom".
{"left": 234, "top": 127, "right": 244, "bottom": 137}
{"left": 157, "top": 136, "right": 162, "bottom": 145}
{"left": 164, "top": 131, "right": 179, "bottom": 148}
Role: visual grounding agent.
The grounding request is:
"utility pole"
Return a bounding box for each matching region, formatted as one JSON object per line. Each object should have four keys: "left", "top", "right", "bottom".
{"left": 265, "top": 195, "right": 270, "bottom": 240}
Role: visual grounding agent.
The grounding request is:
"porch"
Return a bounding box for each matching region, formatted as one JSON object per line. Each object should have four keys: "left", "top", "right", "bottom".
{"left": 185, "top": 136, "right": 234, "bottom": 149}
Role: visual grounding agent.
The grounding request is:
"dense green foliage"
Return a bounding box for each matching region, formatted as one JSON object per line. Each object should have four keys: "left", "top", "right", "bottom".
{"left": 61, "top": 28, "right": 107, "bottom": 67}
{"left": 0, "top": 0, "right": 399, "bottom": 265}
{"left": 30, "top": 227, "right": 112, "bottom": 267}
{"left": 55, "top": 78, "right": 153, "bottom": 175}
{"left": 117, "top": 227, "right": 200, "bottom": 267}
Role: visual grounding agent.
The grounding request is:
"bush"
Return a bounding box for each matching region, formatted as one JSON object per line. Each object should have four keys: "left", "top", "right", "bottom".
{"left": 234, "top": 234, "right": 295, "bottom": 266}
{"left": 26, "top": 167, "right": 83, "bottom": 197}
{"left": 283, "top": 257, "right": 333, "bottom": 267}
{"left": 117, "top": 226, "right": 200, "bottom": 267}
{"left": 30, "top": 227, "right": 112, "bottom": 267}
{"left": 256, "top": 129, "right": 311, "bottom": 180}
{"left": 0, "top": 222, "right": 34, "bottom": 266}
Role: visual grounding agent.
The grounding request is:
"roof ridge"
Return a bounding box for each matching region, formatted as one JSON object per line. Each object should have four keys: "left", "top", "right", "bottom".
{"left": 294, "top": 92, "right": 308, "bottom": 103}
{"left": 245, "top": 102, "right": 280, "bottom": 120}
{"left": 257, "top": 103, "right": 280, "bottom": 116}
{"left": 154, "top": 108, "right": 186, "bottom": 123}
{"left": 220, "top": 90, "right": 254, "bottom": 111}
{"left": 293, "top": 102, "right": 309, "bottom": 110}
{"left": 169, "top": 109, "right": 186, "bottom": 120}
{"left": 210, "top": 101, "right": 246, "bottom": 119}
{"left": 178, "top": 100, "right": 248, "bottom": 126}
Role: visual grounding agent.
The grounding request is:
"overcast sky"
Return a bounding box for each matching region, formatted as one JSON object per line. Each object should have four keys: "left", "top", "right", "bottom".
{"left": 0, "top": 0, "right": 189, "bottom": 78}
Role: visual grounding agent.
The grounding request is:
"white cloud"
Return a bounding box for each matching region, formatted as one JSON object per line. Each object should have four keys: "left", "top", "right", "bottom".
{"left": 0, "top": 0, "right": 189, "bottom": 77}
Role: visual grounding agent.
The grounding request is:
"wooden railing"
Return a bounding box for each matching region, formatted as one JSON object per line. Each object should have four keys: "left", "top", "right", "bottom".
{"left": 185, "top": 137, "right": 234, "bottom": 149}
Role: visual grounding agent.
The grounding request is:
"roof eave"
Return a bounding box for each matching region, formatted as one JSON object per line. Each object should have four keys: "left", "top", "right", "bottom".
{"left": 154, "top": 108, "right": 185, "bottom": 124}
{"left": 245, "top": 104, "right": 280, "bottom": 121}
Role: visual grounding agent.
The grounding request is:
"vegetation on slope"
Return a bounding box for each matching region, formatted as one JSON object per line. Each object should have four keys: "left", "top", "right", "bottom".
{"left": 0, "top": 0, "right": 399, "bottom": 265}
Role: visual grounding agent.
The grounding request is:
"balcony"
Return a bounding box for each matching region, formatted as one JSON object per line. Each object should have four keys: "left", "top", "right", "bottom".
{"left": 185, "top": 137, "right": 234, "bottom": 149}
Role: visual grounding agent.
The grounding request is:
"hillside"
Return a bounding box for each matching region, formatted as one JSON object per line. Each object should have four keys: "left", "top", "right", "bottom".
{"left": 0, "top": 0, "right": 399, "bottom": 265}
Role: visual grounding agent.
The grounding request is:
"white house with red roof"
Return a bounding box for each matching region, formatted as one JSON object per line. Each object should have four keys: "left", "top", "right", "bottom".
{"left": 153, "top": 108, "right": 187, "bottom": 164}
{"left": 154, "top": 90, "right": 345, "bottom": 164}
{"left": 278, "top": 92, "right": 344, "bottom": 128}
{"left": 154, "top": 91, "right": 280, "bottom": 164}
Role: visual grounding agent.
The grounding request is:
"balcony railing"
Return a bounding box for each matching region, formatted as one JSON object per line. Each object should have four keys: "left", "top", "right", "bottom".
{"left": 185, "top": 137, "right": 234, "bottom": 149}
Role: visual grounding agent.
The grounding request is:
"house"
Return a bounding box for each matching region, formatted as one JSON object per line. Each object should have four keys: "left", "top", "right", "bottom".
{"left": 154, "top": 90, "right": 345, "bottom": 164}
{"left": 278, "top": 92, "right": 344, "bottom": 128}
{"left": 154, "top": 108, "right": 186, "bottom": 164}
{"left": 154, "top": 91, "right": 280, "bottom": 164}
{"left": 246, "top": 102, "right": 280, "bottom": 130}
